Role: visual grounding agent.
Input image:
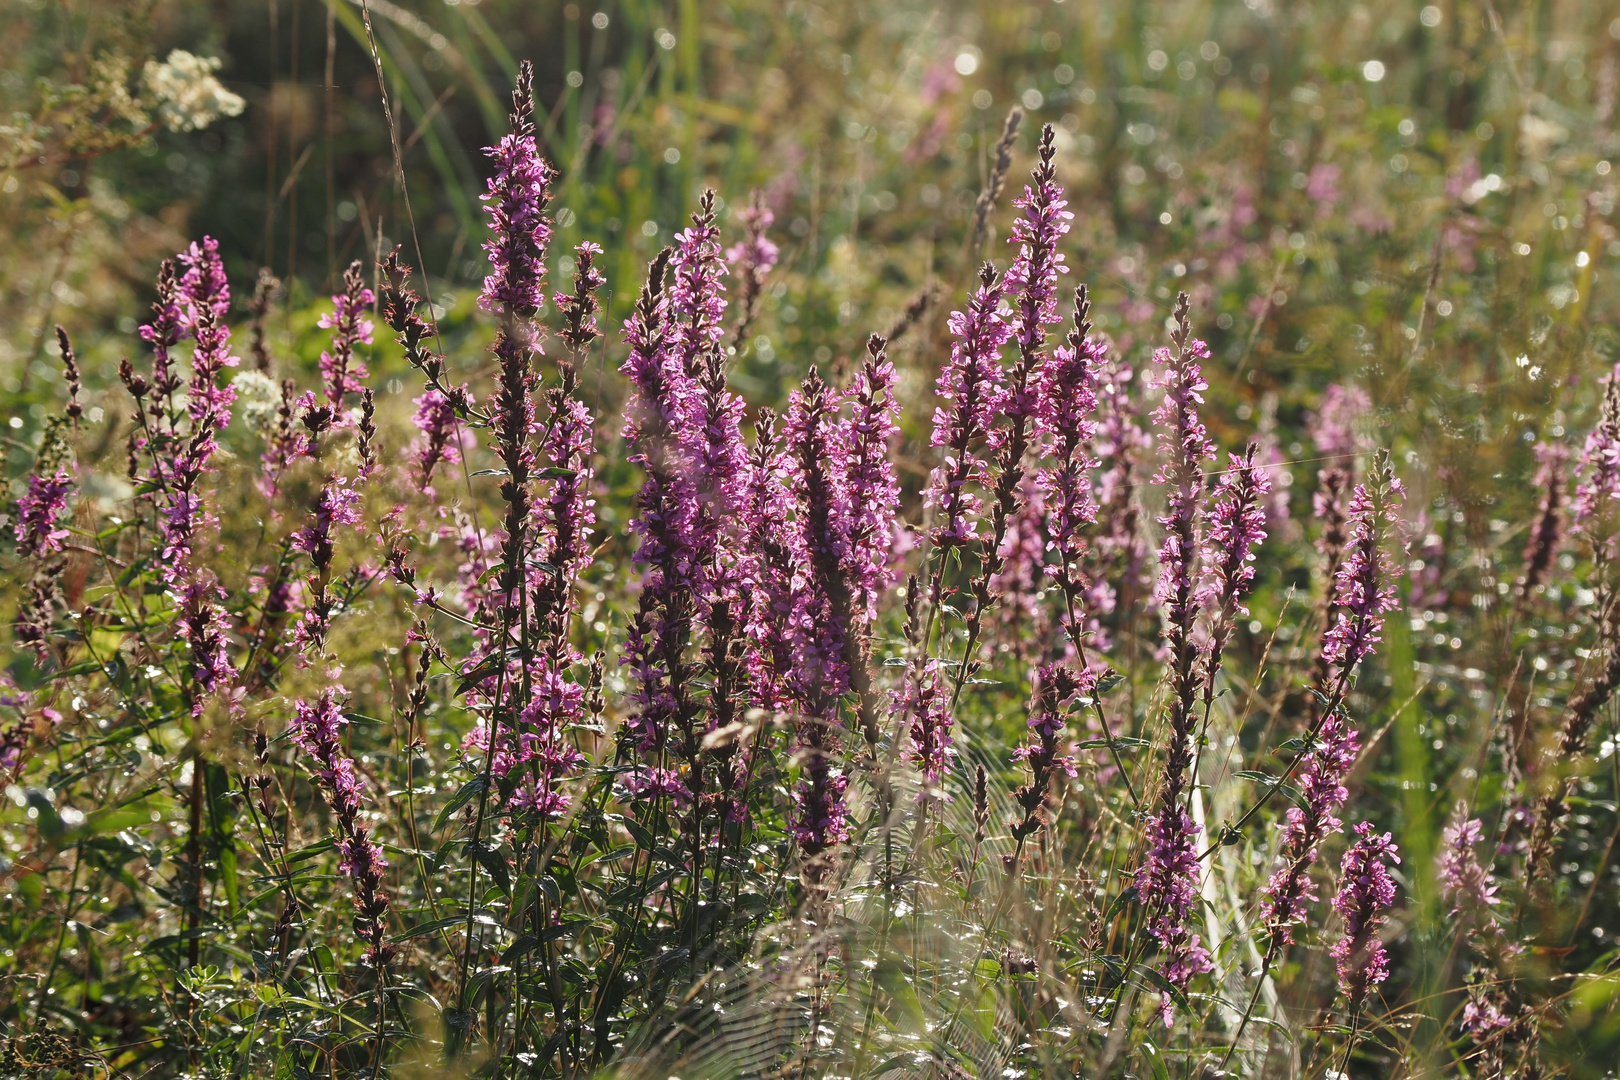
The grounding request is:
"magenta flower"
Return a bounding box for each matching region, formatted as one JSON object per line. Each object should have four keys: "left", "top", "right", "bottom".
{"left": 1003, "top": 125, "right": 1071, "bottom": 375}
{"left": 480, "top": 63, "right": 552, "bottom": 325}
{"left": 290, "top": 689, "right": 394, "bottom": 966}
{"left": 176, "top": 236, "right": 231, "bottom": 333}
{"left": 317, "top": 262, "right": 375, "bottom": 410}
{"left": 741, "top": 412, "right": 796, "bottom": 712}
{"left": 1320, "top": 465, "right": 1405, "bottom": 684}
{"left": 1572, "top": 363, "right": 1620, "bottom": 532}
{"left": 1260, "top": 709, "right": 1360, "bottom": 945}
{"left": 556, "top": 241, "right": 608, "bottom": 355}
{"left": 1034, "top": 292, "right": 1103, "bottom": 588}
{"left": 899, "top": 660, "right": 955, "bottom": 796}
{"left": 14, "top": 469, "right": 73, "bottom": 558}
{"left": 1437, "top": 806, "right": 1500, "bottom": 922}
{"left": 292, "top": 477, "right": 363, "bottom": 563}
{"left": 838, "top": 338, "right": 903, "bottom": 616}
{"left": 670, "top": 193, "right": 747, "bottom": 610}
{"left": 1135, "top": 801, "right": 1214, "bottom": 1025}
{"left": 725, "top": 191, "right": 778, "bottom": 345}
{"left": 409, "top": 388, "right": 464, "bottom": 491}
{"left": 1010, "top": 664, "right": 1085, "bottom": 841}
{"left": 1198, "top": 446, "right": 1271, "bottom": 619}
{"left": 926, "top": 265, "right": 1011, "bottom": 548}
{"left": 1135, "top": 297, "right": 1217, "bottom": 1021}
{"left": 791, "top": 749, "right": 852, "bottom": 854}
{"left": 1331, "top": 822, "right": 1400, "bottom": 1011}
{"left": 1307, "top": 382, "right": 1371, "bottom": 461}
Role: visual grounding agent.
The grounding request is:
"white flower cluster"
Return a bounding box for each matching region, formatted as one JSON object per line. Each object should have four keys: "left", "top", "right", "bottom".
{"left": 231, "top": 370, "right": 281, "bottom": 437}
{"left": 142, "top": 50, "right": 245, "bottom": 133}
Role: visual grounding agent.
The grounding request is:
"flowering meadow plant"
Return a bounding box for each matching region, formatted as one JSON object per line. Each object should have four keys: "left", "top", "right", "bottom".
{"left": 3, "top": 50, "right": 1620, "bottom": 1080}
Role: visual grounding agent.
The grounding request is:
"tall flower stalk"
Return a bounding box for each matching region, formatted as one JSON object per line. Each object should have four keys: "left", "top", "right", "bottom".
{"left": 1133, "top": 293, "right": 1216, "bottom": 1022}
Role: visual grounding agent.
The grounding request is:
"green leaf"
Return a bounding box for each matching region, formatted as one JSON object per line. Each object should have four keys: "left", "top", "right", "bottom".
{"left": 1102, "top": 885, "right": 1139, "bottom": 923}
{"left": 623, "top": 817, "right": 657, "bottom": 851}
{"left": 288, "top": 838, "right": 335, "bottom": 863}
{"left": 499, "top": 934, "right": 538, "bottom": 964}
{"left": 1074, "top": 736, "right": 1150, "bottom": 751}
{"left": 467, "top": 841, "right": 511, "bottom": 894}
{"left": 1141, "top": 1040, "right": 1172, "bottom": 1080}
{"left": 220, "top": 845, "right": 239, "bottom": 914}
{"left": 1233, "top": 770, "right": 1308, "bottom": 809}
{"left": 434, "top": 777, "right": 488, "bottom": 831}
{"left": 394, "top": 915, "right": 468, "bottom": 942}
{"left": 535, "top": 466, "right": 577, "bottom": 480}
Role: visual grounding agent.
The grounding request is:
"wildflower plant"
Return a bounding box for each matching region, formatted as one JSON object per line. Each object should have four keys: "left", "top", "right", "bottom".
{"left": 1, "top": 52, "right": 1618, "bottom": 1080}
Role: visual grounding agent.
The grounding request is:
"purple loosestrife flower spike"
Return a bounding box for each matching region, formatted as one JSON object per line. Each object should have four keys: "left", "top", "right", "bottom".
{"left": 481, "top": 71, "right": 552, "bottom": 618}
{"left": 480, "top": 61, "right": 551, "bottom": 327}
{"left": 317, "top": 261, "right": 375, "bottom": 410}
{"left": 969, "top": 125, "right": 1068, "bottom": 643}
{"left": 669, "top": 191, "right": 746, "bottom": 620}
{"left": 176, "top": 237, "right": 231, "bottom": 333}
{"left": 556, "top": 240, "right": 608, "bottom": 357}
{"left": 741, "top": 411, "right": 796, "bottom": 712}
{"left": 410, "top": 389, "right": 463, "bottom": 492}
{"left": 14, "top": 470, "right": 73, "bottom": 558}
{"left": 617, "top": 250, "right": 691, "bottom": 784}
{"left": 1331, "top": 822, "right": 1400, "bottom": 1014}
{"left": 840, "top": 336, "right": 903, "bottom": 618}
{"left": 140, "top": 259, "right": 185, "bottom": 437}
{"left": 726, "top": 190, "right": 778, "bottom": 349}
{"left": 1003, "top": 124, "right": 1071, "bottom": 379}
{"left": 1521, "top": 441, "right": 1567, "bottom": 599}
{"left": 1437, "top": 805, "right": 1500, "bottom": 923}
{"left": 927, "top": 263, "right": 1011, "bottom": 549}
{"left": 291, "top": 477, "right": 362, "bottom": 654}
{"left": 1198, "top": 445, "right": 1271, "bottom": 694}
{"left": 1135, "top": 293, "right": 1216, "bottom": 1022}
{"left": 784, "top": 370, "right": 859, "bottom": 853}
{"left": 900, "top": 660, "right": 955, "bottom": 799}
{"left": 55, "top": 326, "right": 82, "bottom": 425}
{"left": 1260, "top": 709, "right": 1360, "bottom": 946}
{"left": 1035, "top": 288, "right": 1102, "bottom": 594}
{"left": 1308, "top": 382, "right": 1371, "bottom": 463}
{"left": 1320, "top": 453, "right": 1405, "bottom": 690}
{"left": 144, "top": 239, "right": 239, "bottom": 715}
{"left": 1011, "top": 664, "right": 1086, "bottom": 842}
{"left": 1087, "top": 352, "right": 1152, "bottom": 619}
{"left": 290, "top": 689, "right": 395, "bottom": 966}
{"left": 1573, "top": 362, "right": 1620, "bottom": 536}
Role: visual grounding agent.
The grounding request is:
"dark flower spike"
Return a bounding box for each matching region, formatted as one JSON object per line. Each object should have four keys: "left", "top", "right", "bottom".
{"left": 249, "top": 267, "right": 281, "bottom": 373}
{"left": 1519, "top": 440, "right": 1567, "bottom": 602}
{"left": 54, "top": 326, "right": 82, "bottom": 425}
{"left": 1010, "top": 664, "right": 1086, "bottom": 844}
{"left": 290, "top": 689, "right": 395, "bottom": 967}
